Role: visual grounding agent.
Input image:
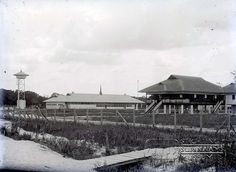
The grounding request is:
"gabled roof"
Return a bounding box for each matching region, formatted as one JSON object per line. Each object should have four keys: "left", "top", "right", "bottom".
{"left": 44, "top": 93, "right": 144, "bottom": 104}
{"left": 140, "top": 74, "right": 223, "bottom": 94}
{"left": 223, "top": 83, "right": 236, "bottom": 94}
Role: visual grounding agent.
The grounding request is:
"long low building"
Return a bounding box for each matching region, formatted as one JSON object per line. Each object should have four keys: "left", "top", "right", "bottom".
{"left": 44, "top": 93, "right": 144, "bottom": 110}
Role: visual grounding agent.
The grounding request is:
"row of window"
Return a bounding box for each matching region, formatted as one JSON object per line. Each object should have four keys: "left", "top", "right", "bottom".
{"left": 47, "top": 103, "right": 134, "bottom": 107}
{"left": 159, "top": 94, "right": 219, "bottom": 99}
{"left": 96, "top": 104, "right": 133, "bottom": 107}
{"left": 47, "top": 103, "right": 65, "bottom": 107}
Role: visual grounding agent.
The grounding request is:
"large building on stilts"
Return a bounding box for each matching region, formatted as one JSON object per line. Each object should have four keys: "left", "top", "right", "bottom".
{"left": 140, "top": 75, "right": 226, "bottom": 114}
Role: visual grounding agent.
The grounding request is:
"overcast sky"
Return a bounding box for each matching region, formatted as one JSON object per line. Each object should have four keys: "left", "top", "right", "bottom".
{"left": 0, "top": 0, "right": 236, "bottom": 97}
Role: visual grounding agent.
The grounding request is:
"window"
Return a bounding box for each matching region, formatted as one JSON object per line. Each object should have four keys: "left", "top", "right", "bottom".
{"left": 232, "top": 95, "right": 235, "bottom": 100}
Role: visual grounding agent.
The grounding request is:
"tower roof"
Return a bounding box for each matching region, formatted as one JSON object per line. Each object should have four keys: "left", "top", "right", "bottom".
{"left": 14, "top": 70, "right": 29, "bottom": 79}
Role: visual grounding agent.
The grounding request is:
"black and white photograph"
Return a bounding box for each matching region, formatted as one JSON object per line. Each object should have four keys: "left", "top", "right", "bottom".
{"left": 0, "top": 0, "right": 236, "bottom": 171}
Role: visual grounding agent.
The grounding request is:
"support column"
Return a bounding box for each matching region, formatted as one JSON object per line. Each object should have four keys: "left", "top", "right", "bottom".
{"left": 225, "top": 95, "right": 227, "bottom": 114}
{"left": 190, "top": 105, "right": 194, "bottom": 114}
{"left": 208, "top": 105, "right": 211, "bottom": 114}
{"left": 169, "top": 105, "right": 171, "bottom": 114}
{"left": 164, "top": 105, "right": 167, "bottom": 114}
{"left": 181, "top": 105, "right": 184, "bottom": 114}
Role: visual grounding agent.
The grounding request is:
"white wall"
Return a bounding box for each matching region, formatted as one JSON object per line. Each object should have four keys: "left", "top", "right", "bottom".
{"left": 68, "top": 104, "right": 97, "bottom": 109}
{"left": 226, "top": 94, "right": 236, "bottom": 105}
{"left": 68, "top": 103, "right": 136, "bottom": 109}
{"left": 46, "top": 103, "right": 65, "bottom": 109}
{"left": 17, "top": 100, "right": 26, "bottom": 109}
{"left": 46, "top": 102, "right": 138, "bottom": 109}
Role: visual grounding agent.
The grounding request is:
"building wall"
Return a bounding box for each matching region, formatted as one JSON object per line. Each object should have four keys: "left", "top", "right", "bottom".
{"left": 226, "top": 94, "right": 236, "bottom": 105}
{"left": 232, "top": 105, "right": 236, "bottom": 115}
{"left": 150, "top": 93, "right": 222, "bottom": 105}
{"left": 46, "top": 103, "right": 66, "bottom": 109}
{"left": 46, "top": 102, "right": 138, "bottom": 110}
{"left": 68, "top": 104, "right": 97, "bottom": 109}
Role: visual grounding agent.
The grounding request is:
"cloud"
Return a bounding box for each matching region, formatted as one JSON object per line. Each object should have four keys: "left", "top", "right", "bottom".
{"left": 56, "top": 0, "right": 236, "bottom": 51}
{"left": 51, "top": 48, "right": 121, "bottom": 65}
{"left": 1, "top": 0, "right": 236, "bottom": 96}
{"left": 3, "top": 0, "right": 236, "bottom": 52}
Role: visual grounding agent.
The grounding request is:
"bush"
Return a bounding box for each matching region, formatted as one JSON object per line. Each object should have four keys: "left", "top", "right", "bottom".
{"left": 45, "top": 138, "right": 95, "bottom": 160}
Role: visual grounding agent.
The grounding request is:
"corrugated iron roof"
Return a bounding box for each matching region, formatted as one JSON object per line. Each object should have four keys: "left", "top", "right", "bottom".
{"left": 44, "top": 93, "right": 144, "bottom": 103}
{"left": 140, "top": 74, "right": 223, "bottom": 94}
{"left": 223, "top": 83, "right": 236, "bottom": 94}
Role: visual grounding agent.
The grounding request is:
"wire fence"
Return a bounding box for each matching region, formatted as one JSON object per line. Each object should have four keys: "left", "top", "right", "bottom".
{"left": 0, "top": 107, "right": 235, "bottom": 134}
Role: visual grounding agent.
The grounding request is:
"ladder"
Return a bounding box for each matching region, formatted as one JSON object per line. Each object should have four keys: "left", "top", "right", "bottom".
{"left": 212, "top": 100, "right": 223, "bottom": 113}
{"left": 145, "top": 101, "right": 157, "bottom": 114}
{"left": 152, "top": 100, "right": 163, "bottom": 113}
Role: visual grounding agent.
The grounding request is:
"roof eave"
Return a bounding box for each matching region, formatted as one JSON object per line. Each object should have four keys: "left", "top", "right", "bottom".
{"left": 144, "top": 91, "right": 224, "bottom": 95}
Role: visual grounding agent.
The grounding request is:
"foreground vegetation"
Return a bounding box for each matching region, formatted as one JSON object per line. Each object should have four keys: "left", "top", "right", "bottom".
{"left": 3, "top": 115, "right": 231, "bottom": 159}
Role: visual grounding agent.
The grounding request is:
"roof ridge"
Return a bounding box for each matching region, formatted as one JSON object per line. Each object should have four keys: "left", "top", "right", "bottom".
{"left": 169, "top": 74, "right": 202, "bottom": 80}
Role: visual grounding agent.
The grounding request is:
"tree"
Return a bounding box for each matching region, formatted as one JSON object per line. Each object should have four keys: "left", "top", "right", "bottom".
{"left": 0, "top": 88, "right": 47, "bottom": 107}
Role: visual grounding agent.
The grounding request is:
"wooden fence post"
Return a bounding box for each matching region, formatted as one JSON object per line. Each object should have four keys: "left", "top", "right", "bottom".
{"left": 54, "top": 109, "right": 56, "bottom": 122}
{"left": 152, "top": 112, "right": 155, "bottom": 127}
{"left": 63, "top": 108, "right": 66, "bottom": 122}
{"left": 45, "top": 109, "right": 47, "bottom": 119}
{"left": 227, "top": 113, "right": 231, "bottom": 138}
{"left": 100, "top": 109, "right": 103, "bottom": 126}
{"left": 200, "top": 113, "right": 203, "bottom": 133}
{"left": 116, "top": 110, "right": 118, "bottom": 125}
{"left": 77, "top": 109, "right": 79, "bottom": 122}
{"left": 105, "top": 132, "right": 110, "bottom": 155}
{"left": 174, "top": 106, "right": 177, "bottom": 135}
{"left": 50, "top": 110, "right": 53, "bottom": 120}
{"left": 133, "top": 109, "right": 136, "bottom": 127}
{"left": 86, "top": 109, "right": 89, "bottom": 125}
{"left": 73, "top": 109, "right": 76, "bottom": 123}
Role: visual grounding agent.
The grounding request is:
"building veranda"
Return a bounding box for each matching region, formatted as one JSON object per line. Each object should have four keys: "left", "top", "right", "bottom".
{"left": 140, "top": 75, "right": 236, "bottom": 115}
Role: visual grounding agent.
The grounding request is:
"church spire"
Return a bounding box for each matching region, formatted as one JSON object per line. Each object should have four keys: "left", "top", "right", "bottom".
{"left": 99, "top": 85, "right": 102, "bottom": 95}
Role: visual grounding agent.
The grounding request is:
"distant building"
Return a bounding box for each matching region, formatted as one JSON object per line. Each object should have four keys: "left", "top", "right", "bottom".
{"left": 223, "top": 83, "right": 236, "bottom": 115}
{"left": 140, "top": 75, "right": 225, "bottom": 114}
{"left": 44, "top": 93, "right": 144, "bottom": 110}
{"left": 50, "top": 92, "right": 62, "bottom": 98}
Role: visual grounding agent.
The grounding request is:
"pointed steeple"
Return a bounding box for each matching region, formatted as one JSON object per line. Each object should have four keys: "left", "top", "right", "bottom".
{"left": 99, "top": 85, "right": 102, "bottom": 95}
